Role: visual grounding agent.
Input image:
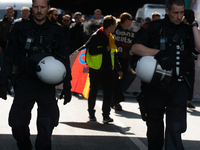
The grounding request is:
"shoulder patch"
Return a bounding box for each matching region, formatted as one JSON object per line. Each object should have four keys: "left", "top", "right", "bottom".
{"left": 141, "top": 23, "right": 149, "bottom": 29}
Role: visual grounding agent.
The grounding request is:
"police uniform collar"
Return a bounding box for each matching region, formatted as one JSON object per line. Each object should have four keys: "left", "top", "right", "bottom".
{"left": 164, "top": 14, "right": 180, "bottom": 28}
{"left": 30, "top": 17, "right": 50, "bottom": 31}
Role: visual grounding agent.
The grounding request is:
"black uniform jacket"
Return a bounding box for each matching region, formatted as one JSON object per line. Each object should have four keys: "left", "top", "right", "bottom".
{"left": 0, "top": 17, "right": 71, "bottom": 86}
{"left": 132, "top": 14, "right": 198, "bottom": 77}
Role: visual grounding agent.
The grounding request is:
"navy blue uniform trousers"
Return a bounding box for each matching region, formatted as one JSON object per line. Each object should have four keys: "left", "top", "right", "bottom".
{"left": 9, "top": 78, "right": 59, "bottom": 150}
{"left": 144, "top": 80, "right": 187, "bottom": 150}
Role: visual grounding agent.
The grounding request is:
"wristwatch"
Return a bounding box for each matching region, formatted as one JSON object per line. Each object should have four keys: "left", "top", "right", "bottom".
{"left": 191, "top": 22, "right": 198, "bottom": 27}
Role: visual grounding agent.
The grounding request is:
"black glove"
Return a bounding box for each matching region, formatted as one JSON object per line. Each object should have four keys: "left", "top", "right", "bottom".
{"left": 154, "top": 50, "right": 172, "bottom": 71}
{"left": 0, "top": 84, "right": 8, "bottom": 100}
{"left": 184, "top": 9, "right": 195, "bottom": 25}
{"left": 59, "top": 87, "right": 72, "bottom": 105}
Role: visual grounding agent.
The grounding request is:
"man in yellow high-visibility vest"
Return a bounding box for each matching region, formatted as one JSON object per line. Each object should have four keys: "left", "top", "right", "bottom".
{"left": 85, "top": 15, "right": 122, "bottom": 124}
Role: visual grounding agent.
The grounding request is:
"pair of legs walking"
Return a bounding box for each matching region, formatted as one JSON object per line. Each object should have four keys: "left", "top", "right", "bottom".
{"left": 9, "top": 79, "right": 59, "bottom": 150}
{"left": 88, "top": 68, "right": 113, "bottom": 123}
{"left": 144, "top": 82, "right": 187, "bottom": 150}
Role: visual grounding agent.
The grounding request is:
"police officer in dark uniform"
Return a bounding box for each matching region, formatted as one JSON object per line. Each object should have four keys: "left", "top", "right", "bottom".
{"left": 130, "top": 0, "right": 200, "bottom": 149}
{"left": 0, "top": 0, "right": 71, "bottom": 149}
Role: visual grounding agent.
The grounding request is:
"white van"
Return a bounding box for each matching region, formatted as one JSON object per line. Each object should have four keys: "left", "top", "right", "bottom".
{"left": 135, "top": 4, "right": 166, "bottom": 23}
{"left": 0, "top": 0, "right": 32, "bottom": 19}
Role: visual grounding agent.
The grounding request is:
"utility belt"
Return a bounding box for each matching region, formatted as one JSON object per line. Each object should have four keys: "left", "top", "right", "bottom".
{"left": 171, "top": 76, "right": 185, "bottom": 83}
{"left": 171, "top": 75, "right": 191, "bottom": 89}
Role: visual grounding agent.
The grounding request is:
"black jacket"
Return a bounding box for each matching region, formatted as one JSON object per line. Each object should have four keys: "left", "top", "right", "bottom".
{"left": 69, "top": 22, "right": 85, "bottom": 54}
{"left": 113, "top": 24, "right": 135, "bottom": 60}
{"left": 132, "top": 14, "right": 197, "bottom": 77}
{"left": 0, "top": 16, "right": 14, "bottom": 49}
{"left": 0, "top": 17, "right": 71, "bottom": 86}
{"left": 85, "top": 27, "right": 121, "bottom": 71}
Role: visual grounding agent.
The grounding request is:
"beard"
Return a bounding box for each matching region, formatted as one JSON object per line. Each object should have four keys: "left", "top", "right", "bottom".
{"left": 33, "top": 13, "right": 47, "bottom": 24}
{"left": 51, "top": 16, "right": 57, "bottom": 23}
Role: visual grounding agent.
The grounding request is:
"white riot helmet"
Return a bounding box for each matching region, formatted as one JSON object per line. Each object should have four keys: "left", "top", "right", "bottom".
{"left": 135, "top": 56, "right": 172, "bottom": 88}
{"left": 36, "top": 56, "right": 67, "bottom": 85}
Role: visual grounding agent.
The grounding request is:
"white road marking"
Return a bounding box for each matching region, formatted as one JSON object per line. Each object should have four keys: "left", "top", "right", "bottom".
{"left": 96, "top": 100, "right": 148, "bottom": 150}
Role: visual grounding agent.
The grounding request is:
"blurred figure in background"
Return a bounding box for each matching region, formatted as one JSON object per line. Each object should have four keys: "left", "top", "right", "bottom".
{"left": 69, "top": 12, "right": 85, "bottom": 54}
{"left": 61, "top": 14, "right": 71, "bottom": 42}
{"left": 0, "top": 6, "right": 15, "bottom": 65}
{"left": 84, "top": 9, "right": 103, "bottom": 40}
{"left": 47, "top": 7, "right": 58, "bottom": 23}
{"left": 143, "top": 17, "right": 151, "bottom": 24}
{"left": 10, "top": 6, "right": 30, "bottom": 31}
{"left": 151, "top": 11, "right": 161, "bottom": 21}
{"left": 111, "top": 12, "right": 134, "bottom": 110}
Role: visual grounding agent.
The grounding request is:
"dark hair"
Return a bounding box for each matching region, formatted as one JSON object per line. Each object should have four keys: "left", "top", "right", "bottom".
{"left": 166, "top": 0, "right": 185, "bottom": 10}
{"left": 118, "top": 12, "right": 132, "bottom": 24}
{"left": 94, "top": 9, "right": 102, "bottom": 14}
{"left": 74, "top": 12, "right": 82, "bottom": 17}
{"left": 144, "top": 17, "right": 151, "bottom": 22}
{"left": 103, "top": 15, "right": 116, "bottom": 29}
{"left": 32, "top": 0, "right": 50, "bottom": 6}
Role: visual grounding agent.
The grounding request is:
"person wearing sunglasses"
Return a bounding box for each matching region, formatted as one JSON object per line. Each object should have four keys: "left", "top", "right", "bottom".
{"left": 69, "top": 12, "right": 86, "bottom": 54}
{"left": 61, "top": 14, "right": 71, "bottom": 41}
{"left": 62, "top": 14, "right": 71, "bottom": 29}
{"left": 47, "top": 7, "right": 58, "bottom": 23}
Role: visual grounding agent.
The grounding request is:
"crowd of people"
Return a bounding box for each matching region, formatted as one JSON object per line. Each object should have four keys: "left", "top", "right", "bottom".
{"left": 0, "top": 0, "right": 199, "bottom": 149}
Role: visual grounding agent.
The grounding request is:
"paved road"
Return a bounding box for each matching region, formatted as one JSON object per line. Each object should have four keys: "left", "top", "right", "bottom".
{"left": 0, "top": 90, "right": 200, "bottom": 150}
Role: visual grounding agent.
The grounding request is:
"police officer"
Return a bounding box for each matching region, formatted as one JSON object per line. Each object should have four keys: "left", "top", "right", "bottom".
{"left": 0, "top": 0, "right": 71, "bottom": 149}
{"left": 130, "top": 0, "right": 200, "bottom": 149}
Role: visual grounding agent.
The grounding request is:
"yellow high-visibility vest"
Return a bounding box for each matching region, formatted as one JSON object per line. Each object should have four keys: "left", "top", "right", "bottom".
{"left": 86, "top": 33, "right": 118, "bottom": 70}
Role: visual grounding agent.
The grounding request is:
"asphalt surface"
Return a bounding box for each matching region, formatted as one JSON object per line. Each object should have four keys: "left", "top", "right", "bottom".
{"left": 0, "top": 90, "right": 200, "bottom": 150}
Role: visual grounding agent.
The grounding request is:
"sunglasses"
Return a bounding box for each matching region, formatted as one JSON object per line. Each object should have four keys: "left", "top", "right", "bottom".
{"left": 53, "top": 14, "right": 58, "bottom": 16}
{"left": 63, "top": 19, "right": 70, "bottom": 22}
{"left": 128, "top": 18, "right": 133, "bottom": 21}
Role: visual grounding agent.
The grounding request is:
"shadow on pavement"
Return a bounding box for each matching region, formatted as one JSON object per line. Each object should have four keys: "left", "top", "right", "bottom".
{"left": 0, "top": 134, "right": 199, "bottom": 150}
{"left": 0, "top": 134, "right": 140, "bottom": 150}
{"left": 187, "top": 101, "right": 200, "bottom": 116}
{"left": 60, "top": 121, "right": 131, "bottom": 135}
{"left": 114, "top": 109, "right": 141, "bottom": 119}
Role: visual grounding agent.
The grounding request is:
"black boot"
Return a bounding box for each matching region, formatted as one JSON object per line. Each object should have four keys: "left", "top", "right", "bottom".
{"left": 88, "top": 109, "right": 96, "bottom": 121}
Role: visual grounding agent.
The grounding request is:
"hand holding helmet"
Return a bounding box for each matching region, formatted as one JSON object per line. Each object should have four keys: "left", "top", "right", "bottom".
{"left": 136, "top": 56, "right": 172, "bottom": 88}
{"left": 154, "top": 50, "right": 172, "bottom": 71}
